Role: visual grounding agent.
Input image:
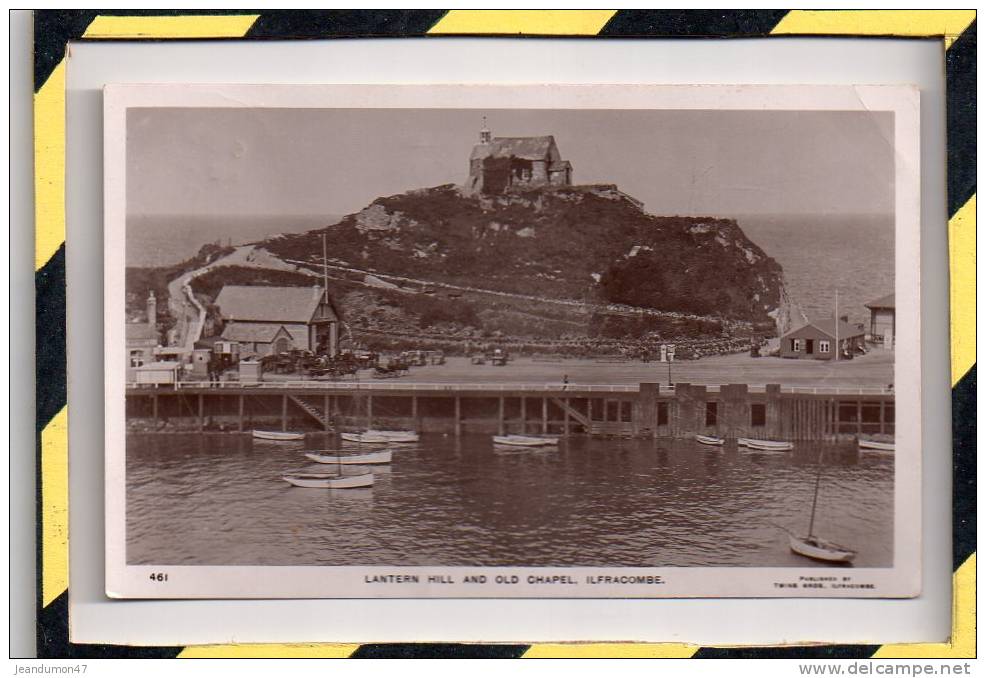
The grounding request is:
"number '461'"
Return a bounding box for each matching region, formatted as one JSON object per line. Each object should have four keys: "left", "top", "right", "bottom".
{"left": 149, "top": 572, "right": 169, "bottom": 582}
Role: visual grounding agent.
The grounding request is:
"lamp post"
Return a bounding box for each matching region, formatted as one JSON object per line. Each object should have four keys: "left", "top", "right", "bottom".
{"left": 661, "top": 343, "right": 675, "bottom": 386}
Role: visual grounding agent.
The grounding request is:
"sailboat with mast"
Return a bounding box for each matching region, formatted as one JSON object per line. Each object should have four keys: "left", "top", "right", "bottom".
{"left": 788, "top": 450, "right": 857, "bottom": 563}
{"left": 318, "top": 231, "right": 418, "bottom": 445}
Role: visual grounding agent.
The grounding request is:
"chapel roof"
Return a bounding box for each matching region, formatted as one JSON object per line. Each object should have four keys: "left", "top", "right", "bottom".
{"left": 470, "top": 135, "right": 557, "bottom": 161}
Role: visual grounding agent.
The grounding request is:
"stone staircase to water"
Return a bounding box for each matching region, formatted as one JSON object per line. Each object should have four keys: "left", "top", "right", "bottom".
{"left": 289, "top": 395, "right": 330, "bottom": 429}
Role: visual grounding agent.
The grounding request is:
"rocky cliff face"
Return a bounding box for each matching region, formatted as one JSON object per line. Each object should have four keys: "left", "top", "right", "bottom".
{"left": 264, "top": 184, "right": 785, "bottom": 324}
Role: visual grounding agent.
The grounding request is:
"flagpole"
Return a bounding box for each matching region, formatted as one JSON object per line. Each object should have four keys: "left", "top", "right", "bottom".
{"left": 322, "top": 231, "right": 329, "bottom": 303}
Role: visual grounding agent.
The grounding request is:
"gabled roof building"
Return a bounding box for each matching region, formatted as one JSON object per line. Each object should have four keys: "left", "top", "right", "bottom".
{"left": 215, "top": 285, "right": 339, "bottom": 356}
{"left": 864, "top": 292, "right": 895, "bottom": 345}
{"left": 779, "top": 318, "right": 866, "bottom": 361}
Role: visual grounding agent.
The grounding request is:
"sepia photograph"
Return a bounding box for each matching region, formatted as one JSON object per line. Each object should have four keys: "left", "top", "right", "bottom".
{"left": 104, "top": 84, "right": 920, "bottom": 599}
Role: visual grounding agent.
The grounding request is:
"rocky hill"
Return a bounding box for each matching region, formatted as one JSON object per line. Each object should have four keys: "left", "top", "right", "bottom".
{"left": 263, "top": 184, "right": 785, "bottom": 323}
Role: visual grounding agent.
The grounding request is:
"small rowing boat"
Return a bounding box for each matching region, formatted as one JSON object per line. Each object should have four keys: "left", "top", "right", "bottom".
{"left": 492, "top": 434, "right": 557, "bottom": 447}
{"left": 739, "top": 438, "right": 794, "bottom": 452}
{"left": 341, "top": 430, "right": 418, "bottom": 444}
{"left": 367, "top": 429, "right": 419, "bottom": 443}
{"left": 340, "top": 431, "right": 391, "bottom": 444}
{"left": 695, "top": 434, "right": 724, "bottom": 446}
{"left": 789, "top": 534, "right": 856, "bottom": 563}
{"left": 305, "top": 450, "right": 392, "bottom": 465}
{"left": 253, "top": 430, "right": 304, "bottom": 442}
{"left": 858, "top": 438, "right": 895, "bottom": 452}
{"left": 281, "top": 472, "right": 374, "bottom": 489}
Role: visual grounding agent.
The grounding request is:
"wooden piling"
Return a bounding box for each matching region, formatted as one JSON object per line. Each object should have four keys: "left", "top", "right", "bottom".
{"left": 520, "top": 396, "right": 526, "bottom": 434}
{"left": 795, "top": 398, "right": 808, "bottom": 440}
{"left": 152, "top": 394, "right": 158, "bottom": 428}
{"left": 281, "top": 394, "right": 287, "bottom": 432}
{"left": 813, "top": 400, "right": 818, "bottom": 439}
{"left": 808, "top": 399, "right": 814, "bottom": 441}
{"left": 810, "top": 399, "right": 816, "bottom": 440}
{"left": 542, "top": 397, "right": 548, "bottom": 434}
{"left": 797, "top": 399, "right": 801, "bottom": 441}
{"left": 794, "top": 399, "right": 800, "bottom": 440}
{"left": 412, "top": 395, "right": 419, "bottom": 430}
{"left": 793, "top": 399, "right": 799, "bottom": 440}
{"left": 323, "top": 394, "right": 330, "bottom": 431}
{"left": 454, "top": 396, "right": 462, "bottom": 436}
{"left": 367, "top": 395, "right": 373, "bottom": 429}
{"left": 198, "top": 393, "right": 204, "bottom": 432}
{"left": 805, "top": 398, "right": 815, "bottom": 438}
{"left": 807, "top": 399, "right": 812, "bottom": 440}
{"left": 498, "top": 397, "right": 505, "bottom": 435}
{"left": 638, "top": 383, "right": 657, "bottom": 439}
{"left": 238, "top": 394, "right": 244, "bottom": 432}
{"left": 563, "top": 397, "right": 570, "bottom": 436}
{"left": 821, "top": 400, "right": 827, "bottom": 438}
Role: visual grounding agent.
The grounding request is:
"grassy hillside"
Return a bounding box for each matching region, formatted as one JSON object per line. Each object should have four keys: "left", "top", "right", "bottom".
{"left": 264, "top": 184, "right": 784, "bottom": 322}
{"left": 126, "top": 184, "right": 786, "bottom": 357}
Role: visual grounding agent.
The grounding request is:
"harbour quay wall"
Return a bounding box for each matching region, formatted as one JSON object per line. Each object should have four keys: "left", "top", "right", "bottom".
{"left": 125, "top": 382, "right": 894, "bottom": 441}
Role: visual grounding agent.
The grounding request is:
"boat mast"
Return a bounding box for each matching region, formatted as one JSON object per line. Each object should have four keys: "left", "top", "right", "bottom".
{"left": 807, "top": 450, "right": 824, "bottom": 538}
{"left": 322, "top": 231, "right": 329, "bottom": 304}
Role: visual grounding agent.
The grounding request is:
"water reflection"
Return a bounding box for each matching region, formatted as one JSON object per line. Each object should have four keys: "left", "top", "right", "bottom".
{"left": 127, "top": 433, "right": 894, "bottom": 568}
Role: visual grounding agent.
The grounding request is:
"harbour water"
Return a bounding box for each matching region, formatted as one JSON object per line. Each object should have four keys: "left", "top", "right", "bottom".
{"left": 127, "top": 433, "right": 893, "bottom": 568}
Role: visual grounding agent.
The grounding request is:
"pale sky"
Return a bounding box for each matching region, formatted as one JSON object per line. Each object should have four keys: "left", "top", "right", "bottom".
{"left": 128, "top": 107, "right": 894, "bottom": 218}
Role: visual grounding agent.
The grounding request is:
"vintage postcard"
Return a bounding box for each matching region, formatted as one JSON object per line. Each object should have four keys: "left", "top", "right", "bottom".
{"left": 104, "top": 84, "right": 920, "bottom": 599}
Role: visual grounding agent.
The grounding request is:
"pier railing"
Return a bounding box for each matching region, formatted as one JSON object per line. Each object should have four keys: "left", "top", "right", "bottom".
{"left": 126, "top": 381, "right": 892, "bottom": 396}
{"left": 162, "top": 381, "right": 640, "bottom": 393}
{"left": 785, "top": 386, "right": 892, "bottom": 395}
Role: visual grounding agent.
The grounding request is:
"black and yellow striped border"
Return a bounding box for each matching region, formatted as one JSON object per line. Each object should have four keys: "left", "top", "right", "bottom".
{"left": 33, "top": 9, "right": 977, "bottom": 659}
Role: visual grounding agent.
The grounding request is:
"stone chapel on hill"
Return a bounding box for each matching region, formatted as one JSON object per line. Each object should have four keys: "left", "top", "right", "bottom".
{"left": 466, "top": 120, "right": 574, "bottom": 194}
